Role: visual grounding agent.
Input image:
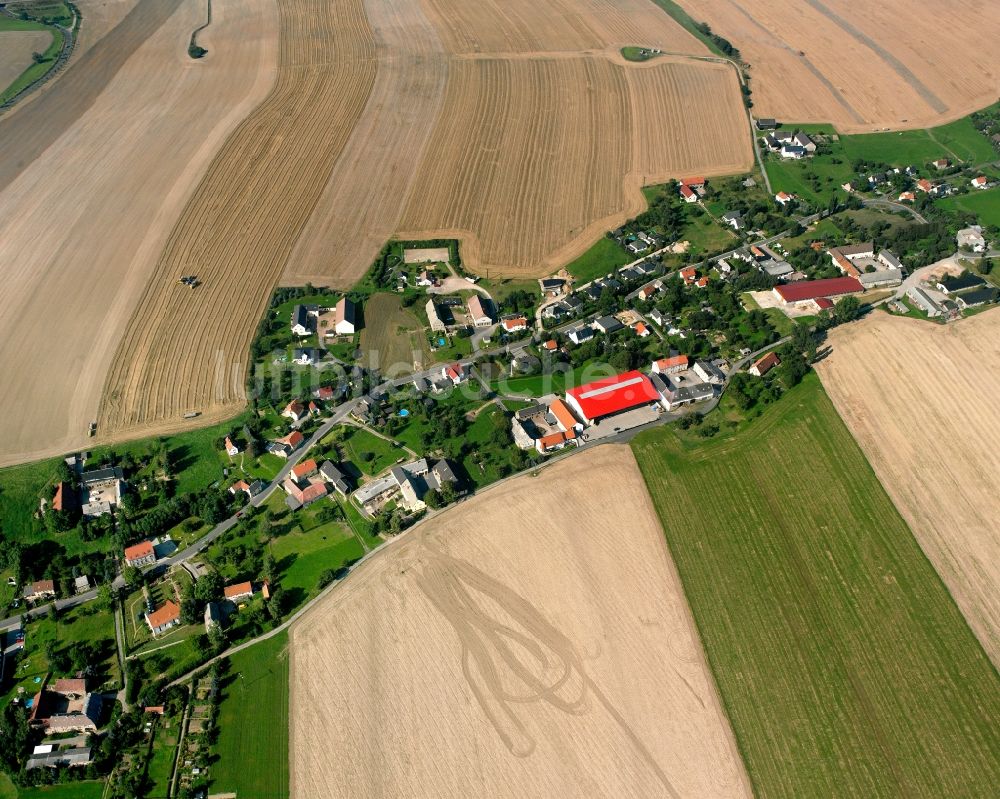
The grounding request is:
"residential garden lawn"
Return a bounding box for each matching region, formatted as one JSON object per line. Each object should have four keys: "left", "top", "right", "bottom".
{"left": 491, "top": 371, "right": 567, "bottom": 398}
{"left": 123, "top": 570, "right": 191, "bottom": 653}
{"left": 631, "top": 374, "right": 1000, "bottom": 797}
{"left": 681, "top": 205, "right": 738, "bottom": 254}
{"left": 766, "top": 154, "right": 852, "bottom": 207}
{"left": 428, "top": 331, "right": 473, "bottom": 364}
{"left": 269, "top": 520, "right": 364, "bottom": 610}
{"left": 458, "top": 405, "right": 531, "bottom": 489}
{"left": 940, "top": 186, "right": 1000, "bottom": 227}
{"left": 212, "top": 632, "right": 289, "bottom": 799}
{"left": 12, "top": 781, "right": 105, "bottom": 799}
{"left": 475, "top": 276, "right": 541, "bottom": 307}
{"left": 131, "top": 621, "right": 202, "bottom": 657}
{"left": 0, "top": 16, "right": 63, "bottom": 106}
{"left": 564, "top": 236, "right": 630, "bottom": 283}
{"left": 3, "top": 603, "right": 120, "bottom": 705}
{"left": 338, "top": 426, "right": 403, "bottom": 476}
{"left": 145, "top": 711, "right": 182, "bottom": 799}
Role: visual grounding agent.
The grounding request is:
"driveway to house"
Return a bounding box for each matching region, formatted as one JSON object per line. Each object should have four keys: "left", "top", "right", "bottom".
{"left": 883, "top": 252, "right": 962, "bottom": 304}
{"left": 427, "top": 277, "right": 493, "bottom": 299}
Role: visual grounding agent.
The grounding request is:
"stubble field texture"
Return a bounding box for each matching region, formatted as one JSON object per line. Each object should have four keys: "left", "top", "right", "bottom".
{"left": 631, "top": 374, "right": 1000, "bottom": 798}
{"left": 289, "top": 446, "right": 752, "bottom": 799}
{"left": 0, "top": 0, "right": 754, "bottom": 464}
{"left": 96, "top": 0, "right": 377, "bottom": 438}
{"left": 676, "top": 0, "right": 1000, "bottom": 132}
{"left": 0, "top": 0, "right": 279, "bottom": 467}
{"left": 816, "top": 310, "right": 1000, "bottom": 667}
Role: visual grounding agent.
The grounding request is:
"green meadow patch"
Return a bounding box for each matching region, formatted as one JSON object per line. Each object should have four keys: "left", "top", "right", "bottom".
{"left": 631, "top": 374, "right": 1000, "bottom": 797}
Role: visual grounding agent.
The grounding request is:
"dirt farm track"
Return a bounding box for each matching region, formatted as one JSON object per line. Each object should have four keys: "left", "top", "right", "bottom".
{"left": 0, "top": 0, "right": 754, "bottom": 463}
{"left": 817, "top": 310, "right": 1000, "bottom": 667}
{"left": 290, "top": 446, "right": 752, "bottom": 799}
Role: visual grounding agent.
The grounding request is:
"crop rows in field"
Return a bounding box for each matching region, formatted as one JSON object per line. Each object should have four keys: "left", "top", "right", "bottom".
{"left": 631, "top": 374, "right": 1000, "bottom": 797}
{"left": 97, "top": 0, "right": 378, "bottom": 434}
{"left": 817, "top": 310, "right": 1000, "bottom": 666}
{"left": 676, "top": 0, "right": 1000, "bottom": 131}
{"left": 397, "top": 54, "right": 751, "bottom": 275}
{"left": 290, "top": 446, "right": 751, "bottom": 798}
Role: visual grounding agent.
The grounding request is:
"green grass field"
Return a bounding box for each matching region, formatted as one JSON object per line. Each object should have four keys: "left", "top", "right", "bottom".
{"left": 841, "top": 117, "right": 996, "bottom": 165}
{"left": 647, "top": 0, "right": 728, "bottom": 57}
{"left": 339, "top": 426, "right": 403, "bottom": 475}
{"left": 564, "top": 237, "right": 630, "bottom": 283}
{"left": 146, "top": 711, "right": 182, "bottom": 799}
{"left": 631, "top": 374, "right": 1000, "bottom": 797}
{"left": 940, "top": 186, "right": 1000, "bottom": 226}
{"left": 0, "top": 17, "right": 63, "bottom": 106}
{"left": 3, "top": 604, "right": 120, "bottom": 704}
{"left": 269, "top": 519, "right": 365, "bottom": 609}
{"left": 1, "top": 780, "right": 105, "bottom": 799}
{"left": 212, "top": 632, "right": 289, "bottom": 799}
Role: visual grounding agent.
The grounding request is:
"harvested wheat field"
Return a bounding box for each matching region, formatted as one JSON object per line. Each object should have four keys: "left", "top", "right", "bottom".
{"left": 419, "top": 0, "right": 706, "bottom": 55}
{"left": 817, "top": 310, "right": 1000, "bottom": 666}
{"left": 395, "top": 54, "right": 750, "bottom": 275}
{"left": 0, "top": 29, "right": 52, "bottom": 92}
{"left": 96, "top": 0, "right": 378, "bottom": 438}
{"left": 286, "top": 0, "right": 751, "bottom": 284}
{"left": 96, "top": 0, "right": 749, "bottom": 443}
{"left": 290, "top": 446, "right": 751, "bottom": 799}
{"left": 677, "top": 0, "right": 1000, "bottom": 131}
{"left": 0, "top": 0, "right": 278, "bottom": 467}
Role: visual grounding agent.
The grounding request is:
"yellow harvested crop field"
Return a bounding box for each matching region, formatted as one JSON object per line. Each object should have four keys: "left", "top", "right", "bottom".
{"left": 396, "top": 55, "right": 750, "bottom": 274}
{"left": 290, "top": 446, "right": 752, "bottom": 799}
{"left": 96, "top": 0, "right": 378, "bottom": 437}
{"left": 285, "top": 0, "right": 752, "bottom": 283}
{"left": 1, "top": 0, "right": 753, "bottom": 461}
{"left": 0, "top": 0, "right": 279, "bottom": 467}
{"left": 676, "top": 0, "right": 1000, "bottom": 131}
{"left": 817, "top": 311, "right": 1000, "bottom": 666}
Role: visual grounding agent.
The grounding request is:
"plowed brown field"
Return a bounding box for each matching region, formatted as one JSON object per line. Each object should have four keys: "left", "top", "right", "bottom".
{"left": 816, "top": 311, "right": 1000, "bottom": 666}
{"left": 290, "top": 446, "right": 752, "bottom": 799}
{"left": 0, "top": 0, "right": 278, "bottom": 467}
{"left": 676, "top": 0, "right": 1000, "bottom": 131}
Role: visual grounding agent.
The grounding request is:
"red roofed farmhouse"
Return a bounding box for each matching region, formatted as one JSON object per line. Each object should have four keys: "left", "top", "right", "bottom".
{"left": 565, "top": 371, "right": 660, "bottom": 425}
{"left": 773, "top": 277, "right": 863, "bottom": 306}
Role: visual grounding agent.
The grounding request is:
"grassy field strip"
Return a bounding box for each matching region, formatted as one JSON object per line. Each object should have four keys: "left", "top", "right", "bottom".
{"left": 211, "top": 632, "right": 289, "bottom": 798}
{"left": 632, "top": 375, "right": 1000, "bottom": 797}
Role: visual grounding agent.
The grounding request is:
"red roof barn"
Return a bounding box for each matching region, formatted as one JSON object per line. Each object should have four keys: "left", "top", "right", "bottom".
{"left": 565, "top": 371, "right": 660, "bottom": 425}
{"left": 773, "top": 277, "right": 862, "bottom": 305}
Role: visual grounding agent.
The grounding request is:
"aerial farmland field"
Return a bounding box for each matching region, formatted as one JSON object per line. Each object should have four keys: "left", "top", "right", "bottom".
{"left": 358, "top": 293, "right": 431, "bottom": 374}
{"left": 632, "top": 374, "right": 1000, "bottom": 797}
{"left": 817, "top": 310, "right": 1000, "bottom": 666}
{"left": 677, "top": 0, "right": 1000, "bottom": 131}
{"left": 0, "top": 0, "right": 279, "bottom": 467}
{"left": 289, "top": 446, "right": 751, "bottom": 799}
